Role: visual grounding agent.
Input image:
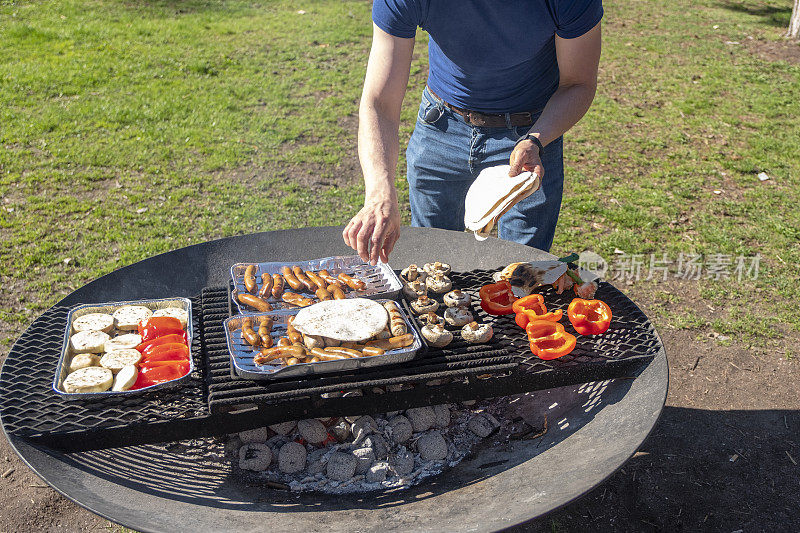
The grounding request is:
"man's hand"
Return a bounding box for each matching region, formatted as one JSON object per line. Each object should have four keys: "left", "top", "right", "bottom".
{"left": 343, "top": 198, "right": 401, "bottom": 265}
{"left": 508, "top": 137, "right": 544, "bottom": 178}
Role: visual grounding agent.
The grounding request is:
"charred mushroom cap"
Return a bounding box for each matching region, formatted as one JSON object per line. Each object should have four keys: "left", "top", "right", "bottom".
{"left": 443, "top": 289, "right": 471, "bottom": 308}
{"left": 401, "top": 264, "right": 427, "bottom": 283}
{"left": 422, "top": 312, "right": 441, "bottom": 325}
{"left": 403, "top": 279, "right": 427, "bottom": 299}
{"left": 424, "top": 261, "right": 452, "bottom": 276}
{"left": 411, "top": 296, "right": 439, "bottom": 315}
{"left": 426, "top": 271, "right": 452, "bottom": 293}
{"left": 421, "top": 323, "right": 453, "bottom": 347}
{"left": 461, "top": 321, "right": 493, "bottom": 343}
{"left": 444, "top": 306, "right": 474, "bottom": 327}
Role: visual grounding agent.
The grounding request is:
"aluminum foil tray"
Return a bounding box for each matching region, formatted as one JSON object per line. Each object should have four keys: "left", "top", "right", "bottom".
{"left": 229, "top": 255, "right": 403, "bottom": 314}
{"left": 223, "top": 299, "right": 422, "bottom": 380}
{"left": 53, "top": 298, "right": 194, "bottom": 399}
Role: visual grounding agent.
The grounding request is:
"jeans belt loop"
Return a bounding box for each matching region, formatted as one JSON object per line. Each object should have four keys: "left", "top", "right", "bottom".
{"left": 504, "top": 113, "right": 512, "bottom": 129}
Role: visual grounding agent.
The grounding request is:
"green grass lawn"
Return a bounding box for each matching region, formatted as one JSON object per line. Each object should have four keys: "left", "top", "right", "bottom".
{"left": 1, "top": 0, "right": 799, "bottom": 349}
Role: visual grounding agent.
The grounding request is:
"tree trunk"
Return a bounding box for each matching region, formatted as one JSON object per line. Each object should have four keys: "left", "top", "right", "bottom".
{"left": 788, "top": 0, "right": 800, "bottom": 39}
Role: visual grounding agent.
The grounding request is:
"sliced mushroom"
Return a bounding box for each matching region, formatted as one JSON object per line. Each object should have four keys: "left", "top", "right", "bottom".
{"left": 443, "top": 289, "right": 471, "bottom": 308}
{"left": 444, "top": 306, "right": 474, "bottom": 327}
{"left": 411, "top": 295, "right": 439, "bottom": 315}
{"left": 426, "top": 271, "right": 452, "bottom": 294}
{"left": 401, "top": 264, "right": 427, "bottom": 283}
{"left": 424, "top": 261, "right": 451, "bottom": 276}
{"left": 461, "top": 321, "right": 493, "bottom": 344}
{"left": 421, "top": 323, "right": 453, "bottom": 348}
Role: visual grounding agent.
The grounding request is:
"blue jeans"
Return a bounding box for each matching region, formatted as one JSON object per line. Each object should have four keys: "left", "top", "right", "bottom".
{"left": 406, "top": 87, "right": 564, "bottom": 252}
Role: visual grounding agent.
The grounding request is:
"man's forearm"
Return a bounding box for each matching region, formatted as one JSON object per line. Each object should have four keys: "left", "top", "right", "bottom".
{"left": 358, "top": 99, "right": 400, "bottom": 205}
{"left": 528, "top": 82, "right": 597, "bottom": 147}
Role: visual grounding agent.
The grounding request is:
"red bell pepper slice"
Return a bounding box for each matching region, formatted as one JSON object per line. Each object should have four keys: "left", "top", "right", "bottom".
{"left": 140, "top": 360, "right": 191, "bottom": 371}
{"left": 136, "top": 333, "right": 188, "bottom": 354}
{"left": 567, "top": 298, "right": 612, "bottom": 335}
{"left": 138, "top": 317, "right": 184, "bottom": 343}
{"left": 142, "top": 345, "right": 190, "bottom": 364}
{"left": 511, "top": 294, "right": 563, "bottom": 328}
{"left": 525, "top": 320, "right": 576, "bottom": 360}
{"left": 141, "top": 342, "right": 189, "bottom": 360}
{"left": 130, "top": 361, "right": 190, "bottom": 389}
{"left": 478, "top": 280, "right": 519, "bottom": 315}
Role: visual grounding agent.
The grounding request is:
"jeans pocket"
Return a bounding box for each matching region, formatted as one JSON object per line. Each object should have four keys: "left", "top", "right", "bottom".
{"left": 417, "top": 94, "right": 443, "bottom": 125}
{"left": 514, "top": 125, "right": 531, "bottom": 139}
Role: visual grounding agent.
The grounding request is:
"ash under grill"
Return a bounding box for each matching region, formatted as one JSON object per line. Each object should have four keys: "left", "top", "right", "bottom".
{"left": 0, "top": 268, "right": 659, "bottom": 452}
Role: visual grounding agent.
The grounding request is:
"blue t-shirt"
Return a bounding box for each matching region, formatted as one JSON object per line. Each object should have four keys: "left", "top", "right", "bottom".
{"left": 373, "top": 0, "right": 603, "bottom": 113}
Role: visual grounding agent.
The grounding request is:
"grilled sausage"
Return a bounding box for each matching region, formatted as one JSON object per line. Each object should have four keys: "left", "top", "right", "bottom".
{"left": 315, "top": 287, "right": 333, "bottom": 301}
{"left": 318, "top": 272, "right": 347, "bottom": 293}
{"left": 281, "top": 266, "right": 304, "bottom": 291}
{"left": 308, "top": 347, "right": 333, "bottom": 359}
{"left": 365, "top": 333, "right": 414, "bottom": 350}
{"left": 338, "top": 343, "right": 386, "bottom": 357}
{"left": 282, "top": 292, "right": 314, "bottom": 307}
{"left": 292, "top": 266, "right": 317, "bottom": 292}
{"left": 309, "top": 347, "right": 348, "bottom": 361}
{"left": 258, "top": 317, "right": 273, "bottom": 348}
{"left": 271, "top": 273, "right": 284, "bottom": 299}
{"left": 383, "top": 301, "right": 408, "bottom": 336}
{"left": 327, "top": 283, "right": 346, "bottom": 300}
{"left": 254, "top": 345, "right": 306, "bottom": 364}
{"left": 244, "top": 265, "right": 258, "bottom": 294}
{"left": 237, "top": 293, "right": 272, "bottom": 312}
{"left": 337, "top": 272, "right": 366, "bottom": 291}
{"left": 318, "top": 269, "right": 338, "bottom": 284}
{"left": 258, "top": 273, "right": 273, "bottom": 299}
{"left": 361, "top": 346, "right": 386, "bottom": 357}
{"left": 287, "top": 330, "right": 304, "bottom": 345}
{"left": 305, "top": 271, "right": 327, "bottom": 290}
{"left": 322, "top": 347, "right": 361, "bottom": 358}
{"left": 241, "top": 324, "right": 261, "bottom": 347}
{"left": 277, "top": 336, "right": 292, "bottom": 347}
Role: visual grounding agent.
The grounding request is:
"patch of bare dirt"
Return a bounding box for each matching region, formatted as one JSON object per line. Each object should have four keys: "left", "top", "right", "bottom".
{"left": 744, "top": 35, "right": 800, "bottom": 64}
{"left": 520, "top": 280, "right": 800, "bottom": 532}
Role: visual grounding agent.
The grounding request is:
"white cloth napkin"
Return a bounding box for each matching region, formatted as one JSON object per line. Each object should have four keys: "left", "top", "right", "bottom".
{"left": 463, "top": 165, "right": 541, "bottom": 240}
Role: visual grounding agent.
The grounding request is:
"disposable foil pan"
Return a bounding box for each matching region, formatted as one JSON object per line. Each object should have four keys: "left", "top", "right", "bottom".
{"left": 229, "top": 255, "right": 403, "bottom": 314}
{"left": 223, "top": 299, "right": 422, "bottom": 380}
{"left": 53, "top": 298, "right": 194, "bottom": 399}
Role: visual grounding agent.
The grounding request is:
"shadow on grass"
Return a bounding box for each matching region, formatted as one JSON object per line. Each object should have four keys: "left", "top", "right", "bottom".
{"left": 119, "top": 0, "right": 251, "bottom": 16}
{"left": 717, "top": 1, "right": 793, "bottom": 28}
{"left": 521, "top": 406, "right": 800, "bottom": 532}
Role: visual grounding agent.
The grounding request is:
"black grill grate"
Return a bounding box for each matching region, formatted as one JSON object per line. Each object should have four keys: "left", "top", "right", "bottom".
{"left": 201, "top": 269, "right": 658, "bottom": 412}
{"left": 0, "top": 268, "right": 660, "bottom": 452}
{"left": 445, "top": 269, "right": 662, "bottom": 370}
{"left": 0, "top": 298, "right": 209, "bottom": 439}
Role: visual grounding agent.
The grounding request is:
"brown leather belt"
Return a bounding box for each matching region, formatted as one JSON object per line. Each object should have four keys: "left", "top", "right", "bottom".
{"left": 427, "top": 87, "right": 537, "bottom": 128}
